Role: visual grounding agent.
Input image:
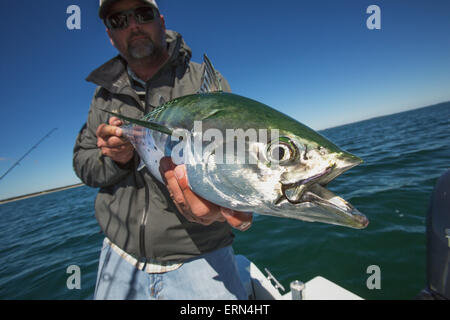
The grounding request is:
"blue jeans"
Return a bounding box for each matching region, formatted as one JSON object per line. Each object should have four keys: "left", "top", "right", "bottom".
{"left": 93, "top": 239, "right": 248, "bottom": 300}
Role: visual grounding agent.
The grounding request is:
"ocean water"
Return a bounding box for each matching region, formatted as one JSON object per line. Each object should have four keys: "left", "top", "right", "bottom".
{"left": 0, "top": 102, "right": 448, "bottom": 300}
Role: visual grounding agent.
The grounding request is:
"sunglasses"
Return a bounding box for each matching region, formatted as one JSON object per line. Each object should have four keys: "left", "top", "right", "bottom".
{"left": 105, "top": 6, "right": 158, "bottom": 30}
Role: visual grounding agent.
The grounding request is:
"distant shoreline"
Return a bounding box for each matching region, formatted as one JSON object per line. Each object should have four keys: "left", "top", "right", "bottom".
{"left": 0, "top": 183, "right": 85, "bottom": 205}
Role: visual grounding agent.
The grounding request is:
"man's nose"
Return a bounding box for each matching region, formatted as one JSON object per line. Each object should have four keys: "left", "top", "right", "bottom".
{"left": 126, "top": 14, "right": 140, "bottom": 30}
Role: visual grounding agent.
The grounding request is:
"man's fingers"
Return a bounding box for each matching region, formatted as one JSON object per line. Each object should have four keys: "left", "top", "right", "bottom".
{"left": 96, "top": 121, "right": 134, "bottom": 165}
{"left": 101, "top": 143, "right": 133, "bottom": 156}
{"left": 173, "top": 165, "right": 221, "bottom": 218}
{"left": 107, "top": 136, "right": 130, "bottom": 147}
{"left": 160, "top": 159, "right": 195, "bottom": 220}
{"left": 165, "top": 168, "right": 190, "bottom": 212}
{"left": 99, "top": 144, "right": 134, "bottom": 162}
{"left": 164, "top": 170, "right": 213, "bottom": 224}
{"left": 159, "top": 157, "right": 223, "bottom": 225}
{"left": 159, "top": 157, "right": 176, "bottom": 176}
{"left": 98, "top": 135, "right": 130, "bottom": 149}
{"left": 97, "top": 124, "right": 122, "bottom": 139}
{"left": 220, "top": 208, "right": 253, "bottom": 231}
{"left": 109, "top": 117, "right": 123, "bottom": 127}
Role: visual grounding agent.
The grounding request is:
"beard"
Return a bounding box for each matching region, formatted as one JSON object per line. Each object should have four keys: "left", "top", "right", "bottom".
{"left": 127, "top": 33, "right": 162, "bottom": 60}
{"left": 128, "top": 38, "right": 154, "bottom": 59}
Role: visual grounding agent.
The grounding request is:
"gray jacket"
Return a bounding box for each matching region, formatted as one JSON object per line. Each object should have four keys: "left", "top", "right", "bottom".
{"left": 73, "top": 30, "right": 234, "bottom": 262}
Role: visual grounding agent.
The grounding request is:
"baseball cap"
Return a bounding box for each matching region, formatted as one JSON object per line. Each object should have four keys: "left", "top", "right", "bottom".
{"left": 99, "top": 0, "right": 159, "bottom": 19}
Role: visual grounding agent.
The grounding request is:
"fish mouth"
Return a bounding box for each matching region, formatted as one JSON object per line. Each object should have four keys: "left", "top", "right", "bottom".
{"left": 277, "top": 157, "right": 368, "bottom": 229}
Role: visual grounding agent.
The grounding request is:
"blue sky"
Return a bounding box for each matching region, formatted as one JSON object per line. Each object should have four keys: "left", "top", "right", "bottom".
{"left": 0, "top": 0, "right": 449, "bottom": 199}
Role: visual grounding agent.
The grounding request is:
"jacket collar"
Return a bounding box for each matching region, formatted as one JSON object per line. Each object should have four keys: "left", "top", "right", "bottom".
{"left": 86, "top": 30, "right": 191, "bottom": 94}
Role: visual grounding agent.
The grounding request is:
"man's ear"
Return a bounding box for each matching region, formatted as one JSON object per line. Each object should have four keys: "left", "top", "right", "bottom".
{"left": 106, "top": 28, "right": 116, "bottom": 48}
{"left": 160, "top": 15, "right": 166, "bottom": 30}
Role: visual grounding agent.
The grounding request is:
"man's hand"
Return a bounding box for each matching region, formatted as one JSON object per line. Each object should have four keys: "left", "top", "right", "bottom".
{"left": 96, "top": 117, "right": 134, "bottom": 165}
{"left": 160, "top": 157, "right": 253, "bottom": 231}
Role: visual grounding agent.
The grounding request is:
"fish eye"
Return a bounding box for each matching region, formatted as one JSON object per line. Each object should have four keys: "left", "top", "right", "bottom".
{"left": 267, "top": 137, "right": 298, "bottom": 164}
{"left": 271, "top": 146, "right": 287, "bottom": 161}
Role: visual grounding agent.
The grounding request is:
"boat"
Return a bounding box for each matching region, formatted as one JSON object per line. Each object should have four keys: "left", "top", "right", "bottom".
{"left": 235, "top": 255, "right": 363, "bottom": 300}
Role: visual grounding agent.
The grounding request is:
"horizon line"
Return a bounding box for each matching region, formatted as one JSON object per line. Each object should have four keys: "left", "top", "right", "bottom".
{"left": 317, "top": 100, "right": 450, "bottom": 132}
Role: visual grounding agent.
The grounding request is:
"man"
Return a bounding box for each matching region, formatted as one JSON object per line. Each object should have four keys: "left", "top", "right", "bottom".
{"left": 73, "top": 0, "right": 252, "bottom": 300}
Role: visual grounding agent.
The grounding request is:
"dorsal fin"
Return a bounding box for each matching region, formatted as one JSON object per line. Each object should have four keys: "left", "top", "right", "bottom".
{"left": 198, "top": 54, "right": 222, "bottom": 93}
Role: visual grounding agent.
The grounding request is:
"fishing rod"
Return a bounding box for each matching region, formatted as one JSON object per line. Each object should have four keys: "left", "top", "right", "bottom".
{"left": 0, "top": 128, "right": 58, "bottom": 182}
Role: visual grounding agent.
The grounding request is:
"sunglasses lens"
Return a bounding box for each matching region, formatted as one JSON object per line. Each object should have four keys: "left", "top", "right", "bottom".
{"left": 106, "top": 7, "right": 156, "bottom": 29}
{"left": 134, "top": 7, "right": 156, "bottom": 23}
{"left": 107, "top": 13, "right": 128, "bottom": 29}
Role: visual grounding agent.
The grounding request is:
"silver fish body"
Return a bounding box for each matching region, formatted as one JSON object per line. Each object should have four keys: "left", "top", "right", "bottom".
{"left": 113, "top": 92, "right": 368, "bottom": 229}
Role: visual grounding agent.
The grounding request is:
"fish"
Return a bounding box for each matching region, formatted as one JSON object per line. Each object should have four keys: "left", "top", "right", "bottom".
{"left": 101, "top": 55, "right": 368, "bottom": 229}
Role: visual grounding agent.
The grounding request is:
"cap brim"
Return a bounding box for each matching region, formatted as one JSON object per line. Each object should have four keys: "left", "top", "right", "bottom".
{"left": 99, "top": 0, "right": 157, "bottom": 20}
{"left": 99, "top": 0, "right": 120, "bottom": 19}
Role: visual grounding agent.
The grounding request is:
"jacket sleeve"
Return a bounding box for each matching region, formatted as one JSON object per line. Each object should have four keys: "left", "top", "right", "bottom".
{"left": 73, "top": 87, "right": 134, "bottom": 188}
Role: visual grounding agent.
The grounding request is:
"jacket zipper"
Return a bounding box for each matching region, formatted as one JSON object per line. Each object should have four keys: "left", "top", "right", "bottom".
{"left": 139, "top": 170, "right": 151, "bottom": 263}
